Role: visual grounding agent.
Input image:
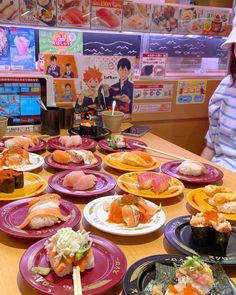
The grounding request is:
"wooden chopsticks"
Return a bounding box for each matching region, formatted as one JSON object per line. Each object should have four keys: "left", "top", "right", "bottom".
{"left": 73, "top": 266, "right": 83, "bottom": 295}
{"left": 132, "top": 143, "right": 190, "bottom": 161}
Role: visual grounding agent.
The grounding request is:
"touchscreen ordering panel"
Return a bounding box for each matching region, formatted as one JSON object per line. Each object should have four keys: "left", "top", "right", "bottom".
{"left": 0, "top": 77, "right": 42, "bottom": 125}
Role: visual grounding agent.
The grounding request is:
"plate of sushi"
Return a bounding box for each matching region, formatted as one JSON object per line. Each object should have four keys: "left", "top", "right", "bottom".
{"left": 161, "top": 160, "right": 224, "bottom": 184}
{"left": 0, "top": 171, "right": 47, "bottom": 201}
{"left": 0, "top": 147, "right": 44, "bottom": 171}
{"left": 117, "top": 172, "right": 184, "bottom": 199}
{"left": 164, "top": 212, "right": 236, "bottom": 265}
{"left": 98, "top": 135, "right": 147, "bottom": 153}
{"left": 69, "top": 126, "right": 112, "bottom": 141}
{"left": 44, "top": 149, "right": 102, "bottom": 170}
{"left": 48, "top": 169, "right": 116, "bottom": 197}
{"left": 186, "top": 185, "right": 236, "bottom": 221}
{"left": 123, "top": 254, "right": 236, "bottom": 295}
{"left": 83, "top": 194, "right": 165, "bottom": 236}
{"left": 0, "top": 194, "right": 81, "bottom": 239}
{"left": 20, "top": 228, "right": 127, "bottom": 295}
{"left": 0, "top": 135, "right": 47, "bottom": 152}
{"left": 47, "top": 135, "right": 97, "bottom": 151}
{"left": 103, "top": 150, "right": 160, "bottom": 172}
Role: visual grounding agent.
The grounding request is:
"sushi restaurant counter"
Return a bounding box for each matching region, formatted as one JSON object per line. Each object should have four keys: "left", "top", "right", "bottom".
{"left": 0, "top": 127, "right": 236, "bottom": 295}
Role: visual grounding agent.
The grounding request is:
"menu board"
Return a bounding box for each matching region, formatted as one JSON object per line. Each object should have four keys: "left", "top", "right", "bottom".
{"left": 123, "top": 1, "right": 152, "bottom": 32}
{"left": 20, "top": 0, "right": 57, "bottom": 26}
{"left": 9, "top": 27, "right": 36, "bottom": 71}
{"left": 0, "top": 27, "right": 10, "bottom": 70}
{"left": 39, "top": 30, "right": 83, "bottom": 54}
{"left": 57, "top": 0, "right": 91, "bottom": 29}
{"left": 0, "top": 0, "right": 19, "bottom": 24}
{"left": 134, "top": 83, "right": 173, "bottom": 100}
{"left": 91, "top": 0, "right": 123, "bottom": 31}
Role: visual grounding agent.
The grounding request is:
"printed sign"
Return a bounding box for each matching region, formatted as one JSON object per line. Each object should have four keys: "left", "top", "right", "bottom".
{"left": 133, "top": 102, "right": 172, "bottom": 113}
{"left": 91, "top": 0, "right": 123, "bottom": 31}
{"left": 54, "top": 79, "right": 77, "bottom": 103}
{"left": 0, "top": 27, "right": 10, "bottom": 70}
{"left": 134, "top": 84, "right": 173, "bottom": 100}
{"left": 176, "top": 80, "right": 207, "bottom": 104}
{"left": 57, "top": 0, "right": 91, "bottom": 29}
{"left": 9, "top": 27, "right": 36, "bottom": 71}
{"left": 141, "top": 53, "right": 167, "bottom": 79}
{"left": 39, "top": 30, "right": 83, "bottom": 54}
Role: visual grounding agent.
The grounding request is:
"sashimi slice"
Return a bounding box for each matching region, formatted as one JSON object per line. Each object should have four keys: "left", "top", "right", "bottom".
{"left": 70, "top": 135, "right": 82, "bottom": 146}
{"left": 62, "top": 171, "right": 85, "bottom": 187}
{"left": 137, "top": 172, "right": 157, "bottom": 189}
{"left": 152, "top": 174, "right": 171, "bottom": 194}
{"left": 29, "top": 199, "right": 60, "bottom": 213}
{"left": 121, "top": 204, "right": 140, "bottom": 227}
{"left": 107, "top": 199, "right": 123, "bottom": 223}
{"left": 96, "top": 8, "right": 120, "bottom": 28}
{"left": 73, "top": 174, "right": 97, "bottom": 190}
{"left": 17, "top": 208, "right": 71, "bottom": 229}
{"left": 28, "top": 194, "right": 61, "bottom": 206}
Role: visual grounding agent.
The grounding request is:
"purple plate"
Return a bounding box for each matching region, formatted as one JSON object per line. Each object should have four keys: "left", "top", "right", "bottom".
{"left": 0, "top": 197, "right": 81, "bottom": 239}
{"left": 20, "top": 235, "right": 127, "bottom": 295}
{"left": 0, "top": 137, "right": 47, "bottom": 152}
{"left": 47, "top": 136, "right": 97, "bottom": 151}
{"left": 161, "top": 160, "right": 224, "bottom": 184}
{"left": 44, "top": 154, "right": 102, "bottom": 171}
{"left": 48, "top": 169, "right": 116, "bottom": 197}
{"left": 98, "top": 138, "right": 147, "bottom": 153}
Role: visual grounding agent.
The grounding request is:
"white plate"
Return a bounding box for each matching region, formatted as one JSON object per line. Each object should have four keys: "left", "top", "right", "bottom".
{"left": 1, "top": 153, "right": 44, "bottom": 171}
{"left": 83, "top": 195, "right": 166, "bottom": 236}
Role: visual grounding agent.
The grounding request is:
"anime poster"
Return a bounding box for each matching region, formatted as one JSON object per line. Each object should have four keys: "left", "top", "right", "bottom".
{"left": 9, "top": 27, "right": 36, "bottom": 71}
{"left": 57, "top": 0, "right": 91, "bottom": 29}
{"left": 91, "top": 0, "right": 123, "bottom": 31}
{"left": 54, "top": 79, "right": 77, "bottom": 103}
{"left": 151, "top": 5, "right": 179, "bottom": 34}
{"left": 178, "top": 6, "right": 204, "bottom": 35}
{"left": 77, "top": 55, "right": 136, "bottom": 117}
{"left": 122, "top": 1, "right": 152, "bottom": 33}
{"left": 20, "top": 0, "right": 57, "bottom": 26}
{"left": 176, "top": 80, "right": 206, "bottom": 104}
{"left": 203, "top": 8, "right": 230, "bottom": 36}
{"left": 39, "top": 30, "right": 83, "bottom": 54}
{"left": 44, "top": 54, "right": 78, "bottom": 78}
{"left": 0, "top": 0, "right": 19, "bottom": 24}
{"left": 140, "top": 53, "right": 167, "bottom": 79}
{"left": 0, "top": 27, "right": 10, "bottom": 70}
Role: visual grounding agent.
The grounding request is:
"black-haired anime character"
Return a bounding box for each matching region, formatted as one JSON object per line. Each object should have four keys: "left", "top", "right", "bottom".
{"left": 46, "top": 55, "right": 60, "bottom": 78}
{"left": 106, "top": 58, "right": 133, "bottom": 114}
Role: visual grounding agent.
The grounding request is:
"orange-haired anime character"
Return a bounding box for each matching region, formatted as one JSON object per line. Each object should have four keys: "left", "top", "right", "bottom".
{"left": 78, "top": 66, "right": 106, "bottom": 110}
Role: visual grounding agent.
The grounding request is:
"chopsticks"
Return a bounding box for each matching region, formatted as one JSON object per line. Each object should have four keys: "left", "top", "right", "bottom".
{"left": 73, "top": 266, "right": 83, "bottom": 295}
{"left": 132, "top": 143, "right": 190, "bottom": 161}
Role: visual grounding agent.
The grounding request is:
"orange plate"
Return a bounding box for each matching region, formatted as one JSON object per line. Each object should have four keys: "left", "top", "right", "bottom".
{"left": 117, "top": 172, "right": 184, "bottom": 199}
{"left": 186, "top": 188, "right": 236, "bottom": 221}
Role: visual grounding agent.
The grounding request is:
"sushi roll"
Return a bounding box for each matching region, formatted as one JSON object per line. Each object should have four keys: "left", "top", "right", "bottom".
{"left": 45, "top": 227, "right": 94, "bottom": 277}
{"left": 80, "top": 120, "right": 97, "bottom": 136}
{"left": 11, "top": 170, "right": 24, "bottom": 188}
{"left": 0, "top": 169, "right": 24, "bottom": 193}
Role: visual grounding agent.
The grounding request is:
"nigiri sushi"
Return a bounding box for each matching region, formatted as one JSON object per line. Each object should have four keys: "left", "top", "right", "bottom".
{"left": 4, "top": 135, "right": 39, "bottom": 149}
{"left": 121, "top": 151, "right": 155, "bottom": 168}
{"left": 0, "top": 147, "right": 31, "bottom": 168}
{"left": 45, "top": 228, "right": 94, "bottom": 277}
{"left": 137, "top": 172, "right": 171, "bottom": 194}
{"left": 58, "top": 135, "right": 82, "bottom": 147}
{"left": 17, "top": 194, "right": 71, "bottom": 229}
{"left": 52, "top": 150, "right": 72, "bottom": 164}
{"left": 178, "top": 160, "right": 206, "bottom": 176}
{"left": 62, "top": 170, "right": 97, "bottom": 191}
{"left": 96, "top": 8, "right": 120, "bottom": 28}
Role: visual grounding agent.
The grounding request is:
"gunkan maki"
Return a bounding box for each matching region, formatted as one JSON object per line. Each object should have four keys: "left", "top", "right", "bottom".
{"left": 0, "top": 169, "right": 24, "bottom": 193}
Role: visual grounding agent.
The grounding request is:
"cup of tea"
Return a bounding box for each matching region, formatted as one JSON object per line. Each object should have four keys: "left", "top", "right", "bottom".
{"left": 102, "top": 110, "right": 124, "bottom": 133}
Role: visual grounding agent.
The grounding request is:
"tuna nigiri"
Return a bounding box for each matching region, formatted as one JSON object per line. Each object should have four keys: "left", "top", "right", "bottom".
{"left": 17, "top": 194, "right": 71, "bottom": 229}
{"left": 138, "top": 172, "right": 171, "bottom": 194}
{"left": 96, "top": 8, "right": 120, "bottom": 28}
{"left": 60, "top": 7, "right": 88, "bottom": 25}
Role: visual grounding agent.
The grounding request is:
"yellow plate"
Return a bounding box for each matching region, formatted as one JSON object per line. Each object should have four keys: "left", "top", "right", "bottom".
{"left": 103, "top": 152, "right": 160, "bottom": 172}
{"left": 117, "top": 172, "right": 184, "bottom": 199}
{"left": 186, "top": 188, "right": 236, "bottom": 221}
{"left": 0, "top": 172, "right": 47, "bottom": 201}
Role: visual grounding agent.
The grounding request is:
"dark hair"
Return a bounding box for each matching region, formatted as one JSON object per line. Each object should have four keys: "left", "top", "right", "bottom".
{"left": 229, "top": 43, "right": 236, "bottom": 86}
{"left": 66, "top": 63, "right": 71, "bottom": 67}
{"left": 50, "top": 55, "right": 57, "bottom": 61}
{"left": 65, "top": 83, "right": 71, "bottom": 88}
{"left": 117, "top": 58, "right": 131, "bottom": 71}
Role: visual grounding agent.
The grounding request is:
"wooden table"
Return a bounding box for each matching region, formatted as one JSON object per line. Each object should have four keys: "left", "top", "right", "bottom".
{"left": 0, "top": 129, "right": 236, "bottom": 295}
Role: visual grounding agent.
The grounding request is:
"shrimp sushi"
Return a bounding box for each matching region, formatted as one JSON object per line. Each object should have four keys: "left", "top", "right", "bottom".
{"left": 17, "top": 194, "right": 71, "bottom": 229}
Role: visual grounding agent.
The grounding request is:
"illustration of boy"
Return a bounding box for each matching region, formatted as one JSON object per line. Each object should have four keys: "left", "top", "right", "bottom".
{"left": 62, "top": 63, "right": 74, "bottom": 78}
{"left": 46, "top": 55, "right": 60, "bottom": 78}
{"left": 61, "top": 83, "right": 74, "bottom": 102}
{"left": 106, "top": 58, "right": 133, "bottom": 115}
{"left": 78, "top": 66, "right": 106, "bottom": 110}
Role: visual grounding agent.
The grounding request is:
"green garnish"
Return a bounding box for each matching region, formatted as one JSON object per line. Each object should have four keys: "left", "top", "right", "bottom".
{"left": 178, "top": 256, "right": 204, "bottom": 270}
{"left": 32, "top": 267, "right": 51, "bottom": 275}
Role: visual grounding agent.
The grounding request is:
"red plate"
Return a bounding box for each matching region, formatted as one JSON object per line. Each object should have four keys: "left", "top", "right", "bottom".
{"left": 98, "top": 138, "right": 147, "bottom": 153}
{"left": 48, "top": 169, "right": 116, "bottom": 197}
{"left": 0, "top": 137, "right": 47, "bottom": 152}
{"left": 20, "top": 235, "right": 127, "bottom": 295}
{"left": 161, "top": 160, "right": 224, "bottom": 184}
{"left": 47, "top": 136, "right": 97, "bottom": 151}
{"left": 0, "top": 197, "right": 81, "bottom": 239}
{"left": 44, "top": 154, "right": 102, "bottom": 170}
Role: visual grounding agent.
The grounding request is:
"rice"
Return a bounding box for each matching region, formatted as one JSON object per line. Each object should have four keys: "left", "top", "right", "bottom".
{"left": 29, "top": 216, "right": 59, "bottom": 229}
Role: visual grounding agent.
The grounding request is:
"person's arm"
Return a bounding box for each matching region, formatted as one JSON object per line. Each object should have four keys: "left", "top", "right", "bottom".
{"left": 201, "top": 146, "right": 215, "bottom": 160}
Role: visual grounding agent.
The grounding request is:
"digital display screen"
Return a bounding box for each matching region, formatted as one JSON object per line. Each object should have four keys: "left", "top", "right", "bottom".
{"left": 0, "top": 78, "right": 44, "bottom": 125}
